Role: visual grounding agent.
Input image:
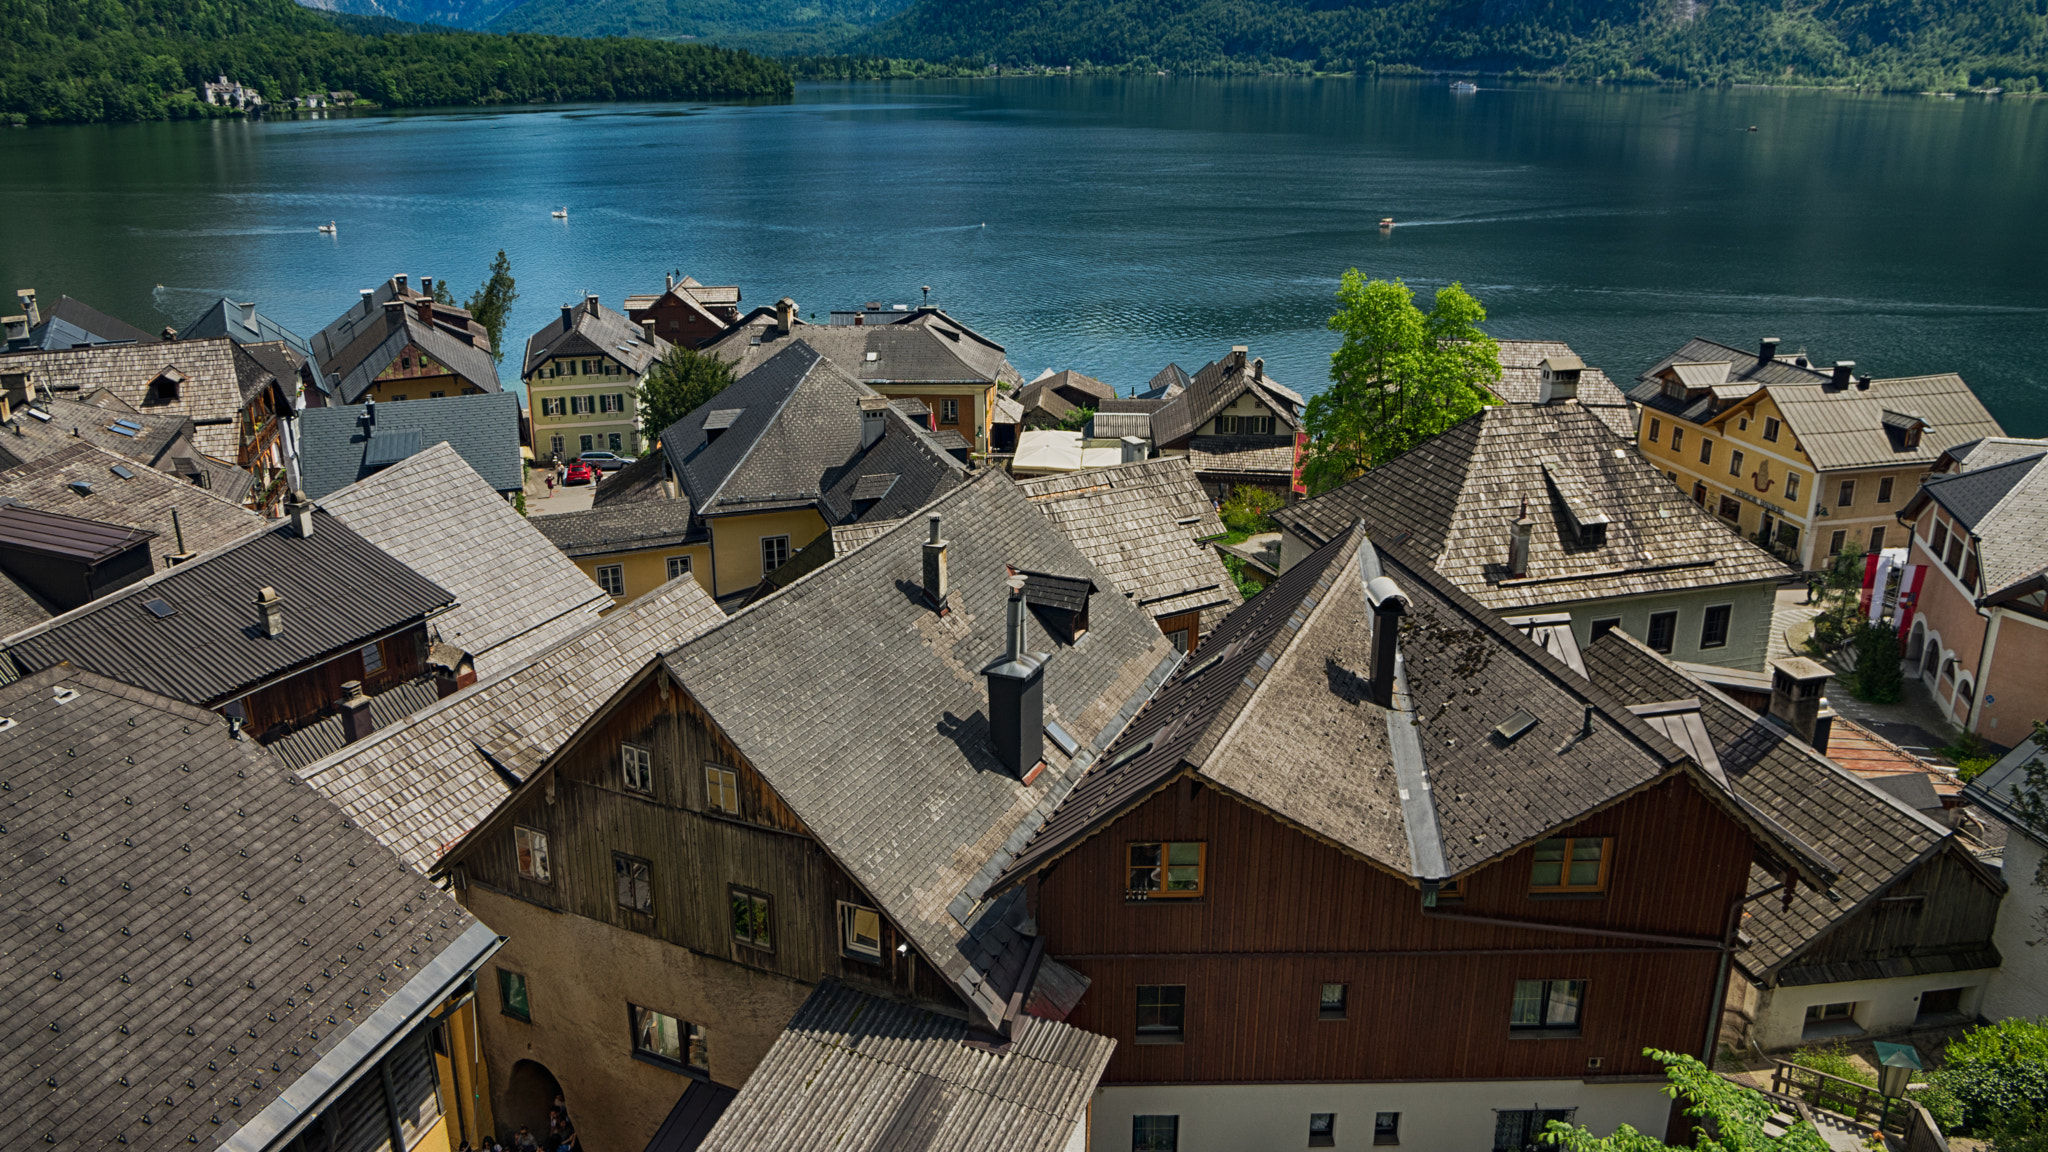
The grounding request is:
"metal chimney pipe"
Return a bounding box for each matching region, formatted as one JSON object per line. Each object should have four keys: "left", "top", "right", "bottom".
{"left": 1006, "top": 574, "right": 1028, "bottom": 661}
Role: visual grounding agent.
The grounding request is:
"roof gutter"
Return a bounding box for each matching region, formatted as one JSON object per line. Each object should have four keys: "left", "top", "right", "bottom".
{"left": 221, "top": 919, "right": 502, "bottom": 1152}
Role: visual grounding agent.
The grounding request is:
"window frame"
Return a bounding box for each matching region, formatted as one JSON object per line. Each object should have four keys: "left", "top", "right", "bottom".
{"left": 1647, "top": 418, "right": 1661, "bottom": 443}
{"left": 1763, "top": 416, "right": 1780, "bottom": 442}
{"left": 731, "top": 886, "right": 774, "bottom": 952}
{"left": 1375, "top": 1112, "right": 1402, "bottom": 1146}
{"left": 705, "top": 764, "right": 740, "bottom": 815}
{"left": 1699, "top": 604, "right": 1732, "bottom": 650}
{"left": 1309, "top": 1113, "right": 1337, "bottom": 1148}
{"left": 1646, "top": 610, "right": 1678, "bottom": 655}
{"left": 1509, "top": 978, "right": 1588, "bottom": 1036}
{"left": 1589, "top": 617, "right": 1621, "bottom": 643}
{"left": 1319, "top": 982, "right": 1348, "bottom": 1021}
{"left": 1729, "top": 449, "right": 1744, "bottom": 477}
{"left": 666, "top": 554, "right": 693, "bottom": 581}
{"left": 761, "top": 535, "right": 791, "bottom": 577}
{"left": 1529, "top": 836, "right": 1613, "bottom": 894}
{"left": 1132, "top": 1115, "right": 1179, "bottom": 1152}
{"left": 595, "top": 564, "right": 625, "bottom": 597}
{"left": 1698, "top": 437, "right": 1713, "bottom": 465}
{"left": 1877, "top": 476, "right": 1895, "bottom": 504}
{"left": 361, "top": 640, "right": 384, "bottom": 674}
{"left": 1135, "top": 984, "right": 1186, "bottom": 1044}
{"left": 621, "top": 742, "right": 653, "bottom": 794}
{"left": 1838, "top": 478, "right": 1856, "bottom": 508}
{"left": 1829, "top": 530, "right": 1848, "bottom": 556}
{"left": 1670, "top": 427, "right": 1684, "bottom": 453}
{"left": 1784, "top": 472, "right": 1800, "bottom": 501}
{"left": 498, "top": 968, "right": 531, "bottom": 1022}
{"left": 514, "top": 825, "right": 551, "bottom": 883}
{"left": 838, "top": 900, "right": 884, "bottom": 963}
{"left": 1868, "top": 526, "right": 1886, "bottom": 554}
{"left": 614, "top": 852, "right": 654, "bottom": 914}
{"left": 1717, "top": 495, "right": 1741, "bottom": 522}
{"left": 629, "top": 1003, "right": 709, "bottom": 1074}
{"left": 940, "top": 398, "right": 960, "bottom": 424}
{"left": 1126, "top": 841, "right": 1206, "bottom": 900}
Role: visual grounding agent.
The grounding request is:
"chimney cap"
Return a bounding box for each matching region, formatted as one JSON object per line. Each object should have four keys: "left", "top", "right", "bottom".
{"left": 1365, "top": 575, "right": 1408, "bottom": 614}
{"left": 1770, "top": 656, "right": 1832, "bottom": 682}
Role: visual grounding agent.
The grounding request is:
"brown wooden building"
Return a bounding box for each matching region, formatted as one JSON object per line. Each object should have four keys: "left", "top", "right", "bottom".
{"left": 624, "top": 273, "right": 741, "bottom": 349}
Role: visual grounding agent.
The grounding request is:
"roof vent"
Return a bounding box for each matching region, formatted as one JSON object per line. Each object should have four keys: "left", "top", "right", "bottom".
{"left": 1364, "top": 574, "right": 1409, "bottom": 707}
{"left": 922, "top": 515, "right": 949, "bottom": 612}
{"left": 983, "top": 574, "right": 1047, "bottom": 782}
{"left": 703, "top": 408, "right": 742, "bottom": 444}
{"left": 68, "top": 480, "right": 92, "bottom": 497}
{"left": 256, "top": 586, "right": 284, "bottom": 638}
{"left": 860, "top": 396, "right": 890, "bottom": 449}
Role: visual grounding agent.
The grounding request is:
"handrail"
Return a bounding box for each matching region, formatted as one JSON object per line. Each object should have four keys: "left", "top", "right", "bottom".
{"left": 1769, "top": 1059, "right": 1907, "bottom": 1135}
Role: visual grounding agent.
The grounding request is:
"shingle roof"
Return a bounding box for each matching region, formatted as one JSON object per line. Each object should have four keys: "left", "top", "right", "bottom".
{"left": 1754, "top": 376, "right": 2004, "bottom": 472}
{"left": 0, "top": 665, "right": 490, "bottom": 1152}
{"left": 2, "top": 510, "right": 452, "bottom": 707}
{"left": 310, "top": 277, "right": 494, "bottom": 388}
{"left": 0, "top": 562, "right": 56, "bottom": 637}
{"left": 295, "top": 573, "right": 724, "bottom": 872}
{"left": 178, "top": 297, "right": 314, "bottom": 362}
{"left": 589, "top": 450, "right": 671, "bottom": 506}
{"left": 0, "top": 337, "right": 286, "bottom": 458}
{"left": 695, "top": 979, "right": 1112, "bottom": 1152}
{"left": 531, "top": 499, "right": 704, "bottom": 558}
{"left": 1581, "top": 630, "right": 1952, "bottom": 980}
{"left": 520, "top": 297, "right": 671, "bottom": 379}
{"left": 1949, "top": 437, "right": 2048, "bottom": 472}
{"left": 321, "top": 305, "right": 500, "bottom": 405}
{"left": 1026, "top": 369, "right": 1115, "bottom": 405}
{"left": 0, "top": 396, "right": 194, "bottom": 472}
{"left": 1087, "top": 411, "right": 1153, "bottom": 440}
{"left": 1151, "top": 351, "right": 1301, "bottom": 447}
{"left": 1185, "top": 433, "right": 1297, "bottom": 476}
{"left": 319, "top": 442, "right": 609, "bottom": 670}
{"left": 1637, "top": 337, "right": 1832, "bottom": 388}
{"left": 1492, "top": 340, "right": 1636, "bottom": 435}
{"left": 267, "top": 675, "right": 445, "bottom": 771}
{"left": 1276, "top": 404, "right": 1790, "bottom": 613}
{"left": 705, "top": 311, "right": 1016, "bottom": 386}
{"left": 24, "top": 294, "right": 157, "bottom": 349}
{"left": 654, "top": 472, "right": 1179, "bottom": 1025}
{"left": 297, "top": 392, "right": 524, "bottom": 498}
{"left": 1019, "top": 456, "right": 1240, "bottom": 630}
{"left": 819, "top": 410, "right": 969, "bottom": 524}
{"left": 0, "top": 441, "right": 261, "bottom": 571}
{"left": 1139, "top": 363, "right": 1189, "bottom": 399}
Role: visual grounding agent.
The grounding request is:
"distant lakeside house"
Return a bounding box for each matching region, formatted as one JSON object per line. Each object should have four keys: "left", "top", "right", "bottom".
{"left": 523, "top": 294, "right": 670, "bottom": 461}
{"left": 308, "top": 274, "right": 500, "bottom": 407}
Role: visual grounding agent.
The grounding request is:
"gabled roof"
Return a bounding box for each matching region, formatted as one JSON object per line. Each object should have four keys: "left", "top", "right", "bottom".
{"left": 0, "top": 396, "right": 194, "bottom": 472}
{"left": 520, "top": 296, "right": 671, "bottom": 379}
{"left": 1492, "top": 340, "right": 1635, "bottom": 435}
{"left": 1906, "top": 452, "right": 2048, "bottom": 599}
{"left": 997, "top": 522, "right": 1722, "bottom": 890}
{"left": 1943, "top": 436, "right": 2048, "bottom": 473}
{"left": 1019, "top": 456, "right": 1240, "bottom": 623}
{"left": 1150, "top": 350, "right": 1302, "bottom": 446}
{"left": 319, "top": 442, "right": 609, "bottom": 671}
{"left": 0, "top": 337, "right": 288, "bottom": 458}
{"left": 589, "top": 450, "right": 671, "bottom": 506}
{"left": 531, "top": 499, "right": 703, "bottom": 558}
{"left": 1186, "top": 433, "right": 1296, "bottom": 477}
{"left": 1140, "top": 362, "right": 1190, "bottom": 399}
{"left": 0, "top": 503, "right": 151, "bottom": 561}
{"left": 0, "top": 440, "right": 261, "bottom": 573}
{"left": 321, "top": 303, "right": 501, "bottom": 404}
{"left": 1276, "top": 404, "right": 1789, "bottom": 613}
{"left": 1909, "top": 450, "right": 2045, "bottom": 530}
{"left": 1026, "top": 369, "right": 1115, "bottom": 405}
{"left": 1087, "top": 411, "right": 1152, "bottom": 440}
{"left": 1736, "top": 375, "right": 2004, "bottom": 472}
{"left": 1636, "top": 337, "right": 1831, "bottom": 388}
{"left": 295, "top": 573, "right": 724, "bottom": 872}
{"left": 643, "top": 473, "right": 1178, "bottom": 1026}
{"left": 297, "top": 392, "right": 523, "bottom": 498}
{"left": 1581, "top": 630, "right": 1959, "bottom": 982}
{"left": 178, "top": 297, "right": 314, "bottom": 362}
{"left": 705, "top": 308, "right": 1019, "bottom": 386}
{"left": 2, "top": 510, "right": 452, "bottom": 706}
{"left": 695, "top": 979, "right": 1112, "bottom": 1152}
{"left": 310, "top": 276, "right": 490, "bottom": 380}
{"left": 0, "top": 665, "right": 495, "bottom": 1152}
{"left": 24, "top": 294, "right": 158, "bottom": 349}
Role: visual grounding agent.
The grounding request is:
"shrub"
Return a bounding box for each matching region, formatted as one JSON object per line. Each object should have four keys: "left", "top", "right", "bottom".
{"left": 1790, "top": 1040, "right": 1875, "bottom": 1087}
{"left": 1846, "top": 622, "right": 1903, "bottom": 703}
{"left": 1219, "top": 485, "right": 1283, "bottom": 536}
{"left": 1928, "top": 1018, "right": 2048, "bottom": 1133}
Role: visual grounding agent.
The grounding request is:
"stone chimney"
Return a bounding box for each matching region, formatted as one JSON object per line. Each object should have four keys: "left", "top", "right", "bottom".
{"left": 2, "top": 315, "right": 27, "bottom": 351}
{"left": 1231, "top": 345, "right": 1249, "bottom": 370}
{"left": 1252, "top": 356, "right": 1265, "bottom": 380}
{"left": 16, "top": 289, "right": 39, "bottom": 327}
{"left": 1507, "top": 501, "right": 1534, "bottom": 578}
{"left": 257, "top": 586, "right": 285, "bottom": 638}
{"left": 1832, "top": 361, "right": 1855, "bottom": 389}
{"left": 922, "top": 514, "right": 950, "bottom": 611}
{"left": 860, "top": 395, "right": 890, "bottom": 450}
{"left": 382, "top": 299, "right": 407, "bottom": 329}
{"left": 287, "top": 490, "right": 315, "bottom": 538}
{"left": 1768, "top": 657, "right": 1832, "bottom": 747}
{"left": 1365, "top": 574, "right": 1409, "bottom": 707}
{"left": 339, "top": 679, "right": 377, "bottom": 743}
{"left": 1120, "top": 436, "right": 1147, "bottom": 464}
{"left": 1759, "top": 336, "right": 1781, "bottom": 366}
{"left": 416, "top": 297, "right": 434, "bottom": 325}
{"left": 641, "top": 320, "right": 657, "bottom": 344}
{"left": 983, "top": 575, "right": 1046, "bottom": 782}
{"left": 393, "top": 273, "right": 408, "bottom": 294}
{"left": 776, "top": 297, "right": 796, "bottom": 336}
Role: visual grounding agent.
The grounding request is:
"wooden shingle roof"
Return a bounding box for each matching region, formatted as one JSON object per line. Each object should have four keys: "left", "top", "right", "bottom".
{"left": 1019, "top": 456, "right": 1240, "bottom": 628}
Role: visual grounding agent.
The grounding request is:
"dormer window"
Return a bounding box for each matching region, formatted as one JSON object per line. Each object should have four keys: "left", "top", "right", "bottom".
{"left": 147, "top": 367, "right": 185, "bottom": 404}
{"left": 1018, "top": 570, "right": 1095, "bottom": 644}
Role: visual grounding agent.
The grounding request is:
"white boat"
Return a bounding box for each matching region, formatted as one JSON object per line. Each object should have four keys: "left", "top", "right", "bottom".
{"left": 551, "top": 207, "right": 568, "bottom": 218}
{"left": 1451, "top": 81, "right": 1478, "bottom": 92}
{"left": 1379, "top": 217, "right": 1396, "bottom": 230}
{"left": 317, "top": 220, "right": 337, "bottom": 233}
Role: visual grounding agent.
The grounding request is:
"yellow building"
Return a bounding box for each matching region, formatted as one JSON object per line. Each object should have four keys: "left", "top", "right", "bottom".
{"left": 1632, "top": 338, "right": 2003, "bottom": 570}
{"left": 522, "top": 294, "right": 671, "bottom": 461}
{"left": 311, "top": 274, "right": 503, "bottom": 407}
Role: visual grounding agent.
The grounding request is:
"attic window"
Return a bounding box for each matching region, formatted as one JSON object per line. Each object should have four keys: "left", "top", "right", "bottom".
{"left": 1494, "top": 709, "right": 1539, "bottom": 742}
{"left": 68, "top": 480, "right": 92, "bottom": 496}
{"left": 148, "top": 369, "right": 184, "bottom": 403}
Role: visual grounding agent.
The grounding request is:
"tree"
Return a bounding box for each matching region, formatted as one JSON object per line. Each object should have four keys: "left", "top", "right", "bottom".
{"left": 463, "top": 250, "right": 518, "bottom": 364}
{"left": 1925, "top": 1018, "right": 2048, "bottom": 1134}
{"left": 1300, "top": 271, "right": 1499, "bottom": 495}
{"left": 1542, "top": 1050, "right": 1832, "bottom": 1151}
{"left": 1846, "top": 621, "right": 1903, "bottom": 702}
{"left": 639, "top": 345, "right": 736, "bottom": 444}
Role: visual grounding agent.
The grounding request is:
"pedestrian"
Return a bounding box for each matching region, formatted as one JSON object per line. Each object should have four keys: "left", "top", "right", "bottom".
{"left": 545, "top": 471, "right": 556, "bottom": 498}
{"left": 513, "top": 1128, "right": 538, "bottom": 1152}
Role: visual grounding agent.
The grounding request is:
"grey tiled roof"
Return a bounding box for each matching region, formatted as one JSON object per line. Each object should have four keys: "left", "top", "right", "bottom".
{"left": 588, "top": 449, "right": 671, "bottom": 506}
{"left": 658, "top": 472, "right": 1179, "bottom": 1026}
{"left": 1912, "top": 452, "right": 2048, "bottom": 599}
{"left": 2, "top": 509, "right": 452, "bottom": 707}
{"left": 24, "top": 294, "right": 158, "bottom": 349}
{"left": 1763, "top": 375, "right": 2004, "bottom": 472}
{"left": 319, "top": 442, "right": 609, "bottom": 671}
{"left": 1139, "top": 363, "right": 1189, "bottom": 399}
{"left": 1151, "top": 351, "right": 1302, "bottom": 447}
{"left": 520, "top": 296, "right": 671, "bottom": 379}
{"left": 1020, "top": 456, "right": 1240, "bottom": 632}
{"left": 178, "top": 297, "right": 314, "bottom": 362}
{"left": 322, "top": 306, "right": 500, "bottom": 404}
{"left": 0, "top": 337, "right": 287, "bottom": 458}
{"left": 297, "top": 392, "right": 524, "bottom": 498}
{"left": 1950, "top": 437, "right": 2048, "bottom": 472}
{"left": 0, "top": 396, "right": 193, "bottom": 472}
{"left": 531, "top": 499, "right": 704, "bottom": 557}
{"left": 696, "top": 979, "right": 1112, "bottom": 1152}
{"left": 1963, "top": 740, "right": 2048, "bottom": 849}
{"left": 0, "top": 665, "right": 484, "bottom": 1152}
{"left": 1914, "top": 451, "right": 2044, "bottom": 530}
{"left": 705, "top": 310, "right": 1017, "bottom": 387}
{"left": 296, "top": 573, "right": 724, "bottom": 872}
{"left": 0, "top": 564, "right": 54, "bottom": 636}
{"left": 0, "top": 442, "right": 262, "bottom": 573}
{"left": 267, "top": 674, "right": 446, "bottom": 771}
{"left": 819, "top": 409, "right": 968, "bottom": 523}
{"left": 1276, "top": 404, "right": 1790, "bottom": 613}
{"left": 1636, "top": 337, "right": 1833, "bottom": 388}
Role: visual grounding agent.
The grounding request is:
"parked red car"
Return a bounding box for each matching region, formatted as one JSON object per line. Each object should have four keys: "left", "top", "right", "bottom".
{"left": 563, "top": 461, "right": 597, "bottom": 486}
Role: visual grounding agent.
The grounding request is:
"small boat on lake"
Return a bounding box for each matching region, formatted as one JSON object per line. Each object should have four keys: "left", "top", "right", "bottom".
{"left": 1451, "top": 81, "right": 1478, "bottom": 93}
{"left": 552, "top": 207, "right": 568, "bottom": 218}
{"left": 1379, "top": 217, "right": 1396, "bottom": 230}
{"left": 317, "top": 220, "right": 336, "bottom": 233}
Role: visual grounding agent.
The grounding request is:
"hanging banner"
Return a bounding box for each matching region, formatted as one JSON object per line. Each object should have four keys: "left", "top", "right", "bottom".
{"left": 1894, "top": 564, "right": 1928, "bottom": 639}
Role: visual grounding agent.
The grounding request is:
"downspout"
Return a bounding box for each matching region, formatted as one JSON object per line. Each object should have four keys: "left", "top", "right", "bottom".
{"left": 1968, "top": 567, "right": 2000, "bottom": 734}
{"left": 1703, "top": 891, "right": 1746, "bottom": 1062}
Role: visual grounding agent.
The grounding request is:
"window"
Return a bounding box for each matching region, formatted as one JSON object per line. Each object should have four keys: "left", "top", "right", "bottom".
{"left": 1166, "top": 627, "right": 1190, "bottom": 653}
{"left": 499, "top": 969, "right": 530, "bottom": 1021}
{"left": 1320, "top": 983, "right": 1347, "bottom": 1021}
{"left": 1764, "top": 416, "right": 1781, "bottom": 442}
{"left": 401, "top": 356, "right": 412, "bottom": 370}
{"left": 631, "top": 1004, "right": 708, "bottom": 1072}
{"left": 614, "top": 853, "right": 653, "bottom": 913}
{"left": 1838, "top": 479, "right": 1856, "bottom": 507}
{"left": 1647, "top": 418, "right": 1661, "bottom": 443}
{"left": 569, "top": 395, "right": 586, "bottom": 416}
{"left": 1718, "top": 495, "right": 1741, "bottom": 521}
{"left": 621, "top": 743, "right": 653, "bottom": 793}
{"left": 731, "top": 887, "right": 773, "bottom": 950}
{"left": 1729, "top": 449, "right": 1744, "bottom": 477}
{"left": 514, "top": 826, "right": 550, "bottom": 881}
{"left": 1375, "top": 1113, "right": 1401, "bottom": 1146}
{"left": 1784, "top": 472, "right": 1800, "bottom": 501}
{"left": 940, "top": 398, "right": 959, "bottom": 424}
{"left": 540, "top": 396, "right": 561, "bottom": 417}
{"left": 1132, "top": 1116, "right": 1179, "bottom": 1152}
{"left": 613, "top": 392, "right": 627, "bottom": 412}
{"left": 761, "top": 535, "right": 791, "bottom": 576}
{"left": 1309, "top": 1114, "right": 1337, "bottom": 1148}
{"left": 550, "top": 435, "right": 564, "bottom": 456}
{"left": 1647, "top": 611, "right": 1678, "bottom": 654}
{"left": 1929, "top": 520, "right": 1949, "bottom": 556}
{"left": 1878, "top": 476, "right": 1895, "bottom": 503}
{"left": 1868, "top": 526, "right": 1886, "bottom": 553}
{"left": 1219, "top": 414, "right": 1277, "bottom": 435}
{"left": 706, "top": 765, "right": 739, "bottom": 814}
{"left": 1670, "top": 427, "right": 1684, "bottom": 453}
{"left": 1700, "top": 605, "right": 1731, "bottom": 649}
{"left": 595, "top": 564, "right": 624, "bottom": 597}
{"left": 580, "top": 434, "right": 593, "bottom": 452}
{"left": 1127, "top": 842, "right": 1205, "bottom": 898}
{"left": 839, "top": 901, "right": 883, "bottom": 961}
{"left": 1590, "top": 617, "right": 1621, "bottom": 643}
{"left": 1136, "top": 985, "right": 1185, "bottom": 1042}
{"left": 1691, "top": 482, "right": 1706, "bottom": 505}
{"left": 1777, "top": 522, "right": 1801, "bottom": 551}
{"left": 1495, "top": 1109, "right": 1576, "bottom": 1151}
{"left": 1805, "top": 1001, "right": 1855, "bottom": 1023}
{"left": 1829, "top": 530, "right": 1848, "bottom": 556}
{"left": 609, "top": 432, "right": 623, "bottom": 452}
{"left": 666, "top": 555, "right": 693, "bottom": 581}
{"left": 389, "top": 394, "right": 407, "bottom": 402}
{"left": 1918, "top": 987, "right": 1965, "bottom": 1021}
{"left": 582, "top": 359, "right": 595, "bottom": 375}
{"left": 1699, "top": 438, "right": 1713, "bottom": 465}
{"left": 429, "top": 390, "right": 446, "bottom": 399}
{"left": 1738, "top": 417, "right": 1748, "bottom": 432}
{"left": 1510, "top": 979, "right": 1586, "bottom": 1032}
{"left": 1531, "top": 837, "right": 1611, "bottom": 892}
{"left": 360, "top": 641, "right": 384, "bottom": 674}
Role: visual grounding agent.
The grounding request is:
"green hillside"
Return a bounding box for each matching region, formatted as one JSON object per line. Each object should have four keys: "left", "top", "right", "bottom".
{"left": 849, "top": 0, "right": 2048, "bottom": 88}
{"left": 486, "top": 0, "right": 908, "bottom": 45}
{"left": 0, "top": 0, "right": 792, "bottom": 124}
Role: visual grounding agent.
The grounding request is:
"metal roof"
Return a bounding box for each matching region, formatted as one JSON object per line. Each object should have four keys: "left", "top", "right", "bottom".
{"left": 0, "top": 502, "right": 153, "bottom": 562}
{"left": 360, "top": 427, "right": 423, "bottom": 468}
{"left": 297, "top": 392, "right": 524, "bottom": 498}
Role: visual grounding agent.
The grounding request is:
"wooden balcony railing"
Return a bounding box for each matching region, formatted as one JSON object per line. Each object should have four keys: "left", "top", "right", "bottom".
{"left": 1770, "top": 1058, "right": 1908, "bottom": 1135}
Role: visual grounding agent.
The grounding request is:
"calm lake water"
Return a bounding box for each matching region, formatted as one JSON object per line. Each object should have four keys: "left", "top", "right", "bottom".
{"left": 3, "top": 79, "right": 2044, "bottom": 432}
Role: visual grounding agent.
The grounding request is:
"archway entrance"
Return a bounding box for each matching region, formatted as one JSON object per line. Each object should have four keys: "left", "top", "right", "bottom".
{"left": 1906, "top": 619, "right": 1927, "bottom": 675}
{"left": 503, "top": 1060, "right": 564, "bottom": 1145}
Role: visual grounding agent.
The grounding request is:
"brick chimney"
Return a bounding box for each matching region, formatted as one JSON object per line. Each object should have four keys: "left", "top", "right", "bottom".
{"left": 1365, "top": 574, "right": 1409, "bottom": 707}
{"left": 922, "top": 514, "right": 950, "bottom": 611}
{"left": 776, "top": 298, "right": 796, "bottom": 336}
{"left": 1768, "top": 657, "right": 1831, "bottom": 747}
{"left": 339, "top": 679, "right": 377, "bottom": 743}
{"left": 416, "top": 297, "right": 434, "bottom": 325}
{"left": 983, "top": 574, "right": 1046, "bottom": 782}
{"left": 256, "top": 586, "right": 284, "bottom": 637}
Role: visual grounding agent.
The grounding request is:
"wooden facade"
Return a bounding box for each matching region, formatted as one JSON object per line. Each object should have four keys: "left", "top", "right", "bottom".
{"left": 1777, "top": 843, "right": 2004, "bottom": 980}
{"left": 243, "top": 622, "right": 428, "bottom": 739}
{"left": 1033, "top": 771, "right": 1755, "bottom": 1083}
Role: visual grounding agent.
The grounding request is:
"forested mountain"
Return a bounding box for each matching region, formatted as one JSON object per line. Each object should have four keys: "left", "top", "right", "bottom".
{"left": 851, "top": 0, "right": 2048, "bottom": 87}
{"left": 487, "top": 0, "right": 910, "bottom": 43}
{"left": 0, "top": 0, "right": 792, "bottom": 123}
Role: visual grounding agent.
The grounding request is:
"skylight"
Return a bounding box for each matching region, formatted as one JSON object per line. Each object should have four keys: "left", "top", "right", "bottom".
{"left": 109, "top": 464, "right": 136, "bottom": 480}
{"left": 1495, "top": 709, "right": 1539, "bottom": 742}
{"left": 107, "top": 420, "right": 142, "bottom": 438}
{"left": 145, "top": 598, "right": 176, "bottom": 619}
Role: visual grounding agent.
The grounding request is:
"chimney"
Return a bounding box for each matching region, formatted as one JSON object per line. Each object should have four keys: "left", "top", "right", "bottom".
{"left": 339, "top": 680, "right": 377, "bottom": 743}
{"left": 160, "top": 327, "right": 178, "bottom": 341}
{"left": 166, "top": 508, "right": 197, "bottom": 566}
{"left": 359, "top": 288, "right": 374, "bottom": 317}
{"left": 428, "top": 643, "right": 476, "bottom": 700}
{"left": 256, "top": 586, "right": 285, "bottom": 638}
{"left": 1120, "top": 435, "right": 1147, "bottom": 464}
{"left": 861, "top": 395, "right": 889, "bottom": 449}
{"left": 666, "top": 273, "right": 676, "bottom": 291}
{"left": 1759, "top": 336, "right": 1781, "bottom": 365}
{"left": 16, "top": 289, "right": 38, "bottom": 327}
{"left": 1365, "top": 575, "right": 1410, "bottom": 707}
{"left": 419, "top": 276, "right": 433, "bottom": 298}
{"left": 416, "top": 297, "right": 434, "bottom": 325}
{"left": 1767, "top": 657, "right": 1831, "bottom": 747}
{"left": 1813, "top": 706, "right": 1836, "bottom": 754}
{"left": 585, "top": 293, "right": 601, "bottom": 316}
{"left": 2, "top": 315, "right": 27, "bottom": 351}
{"left": 1231, "top": 345, "right": 1249, "bottom": 370}
{"left": 382, "top": 299, "right": 407, "bottom": 329}
{"left": 776, "top": 298, "right": 796, "bottom": 336}
{"left": 1507, "top": 500, "right": 1534, "bottom": 577}
{"left": 640, "top": 319, "right": 657, "bottom": 344}
{"left": 287, "top": 490, "right": 315, "bottom": 538}
{"left": 983, "top": 575, "right": 1046, "bottom": 781}
{"left": 922, "top": 514, "right": 949, "bottom": 610}
{"left": 1832, "top": 360, "right": 1855, "bottom": 389}
{"left": 560, "top": 303, "right": 574, "bottom": 331}
{"left": 363, "top": 399, "right": 376, "bottom": 427}
{"left": 1252, "top": 356, "right": 1264, "bottom": 380}
{"left": 393, "top": 273, "right": 408, "bottom": 294}
{"left": 1857, "top": 374, "right": 1872, "bottom": 391}
{"left": 1539, "top": 357, "right": 1582, "bottom": 404}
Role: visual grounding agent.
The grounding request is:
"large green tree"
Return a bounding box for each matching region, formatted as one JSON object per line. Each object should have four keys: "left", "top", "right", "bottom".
{"left": 463, "top": 251, "right": 518, "bottom": 365}
{"left": 1299, "top": 270, "right": 1498, "bottom": 495}
{"left": 639, "top": 345, "right": 735, "bottom": 446}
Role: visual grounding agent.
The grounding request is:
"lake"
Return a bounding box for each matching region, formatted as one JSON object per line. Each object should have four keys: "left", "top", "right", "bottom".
{"left": 3, "top": 79, "right": 2044, "bottom": 433}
